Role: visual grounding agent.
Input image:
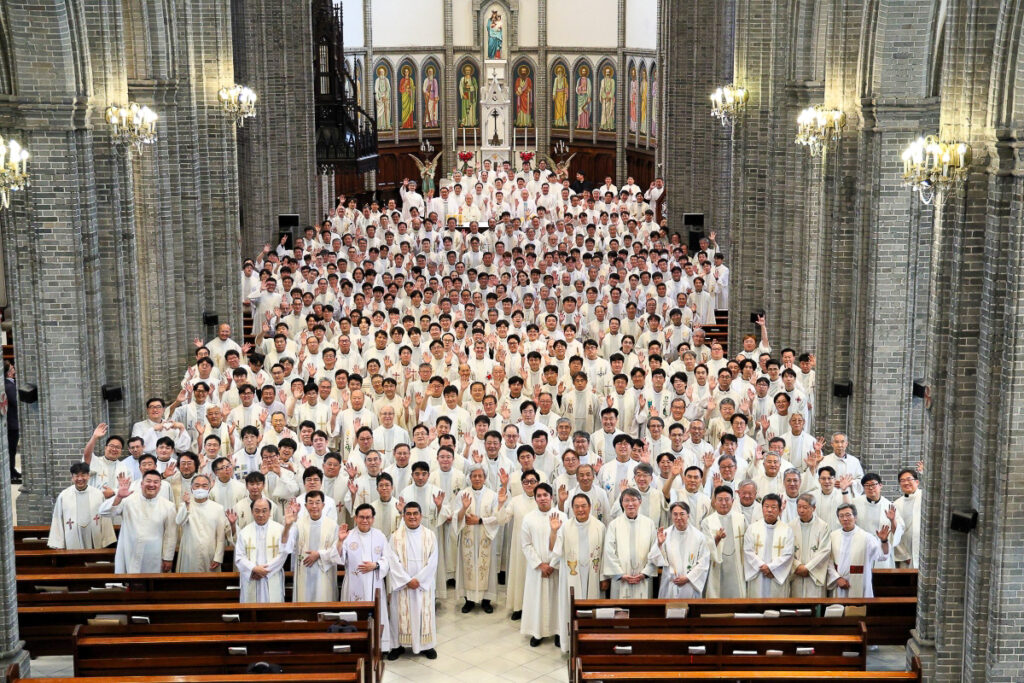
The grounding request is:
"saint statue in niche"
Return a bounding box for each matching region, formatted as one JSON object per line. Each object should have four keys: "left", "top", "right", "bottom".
{"left": 423, "top": 65, "right": 440, "bottom": 128}
{"left": 640, "top": 68, "right": 649, "bottom": 134}
{"left": 375, "top": 65, "right": 392, "bottom": 131}
{"left": 399, "top": 65, "right": 416, "bottom": 129}
{"left": 459, "top": 64, "right": 479, "bottom": 127}
{"left": 599, "top": 65, "right": 616, "bottom": 131}
{"left": 552, "top": 65, "right": 569, "bottom": 128}
{"left": 514, "top": 65, "right": 533, "bottom": 127}
{"left": 487, "top": 10, "right": 503, "bottom": 59}
{"left": 576, "top": 65, "right": 592, "bottom": 129}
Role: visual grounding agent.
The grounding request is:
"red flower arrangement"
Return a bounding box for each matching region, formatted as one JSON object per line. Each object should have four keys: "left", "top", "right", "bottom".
{"left": 457, "top": 151, "right": 474, "bottom": 162}
{"left": 519, "top": 151, "right": 535, "bottom": 163}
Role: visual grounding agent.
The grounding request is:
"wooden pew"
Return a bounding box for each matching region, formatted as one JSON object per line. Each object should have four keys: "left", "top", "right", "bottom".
{"left": 571, "top": 596, "right": 916, "bottom": 645}
{"left": 17, "top": 572, "right": 249, "bottom": 606}
{"left": 8, "top": 660, "right": 363, "bottom": 682}
{"left": 73, "top": 630, "right": 373, "bottom": 681}
{"left": 20, "top": 601, "right": 377, "bottom": 658}
{"left": 16, "top": 548, "right": 237, "bottom": 572}
{"left": 871, "top": 568, "right": 918, "bottom": 597}
{"left": 574, "top": 631, "right": 866, "bottom": 676}
{"left": 574, "top": 656, "right": 922, "bottom": 682}
{"left": 13, "top": 525, "right": 121, "bottom": 550}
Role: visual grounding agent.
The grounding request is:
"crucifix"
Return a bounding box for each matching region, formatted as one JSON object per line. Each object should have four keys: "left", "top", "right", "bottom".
{"left": 489, "top": 109, "right": 501, "bottom": 145}
{"left": 66, "top": 518, "right": 75, "bottom": 530}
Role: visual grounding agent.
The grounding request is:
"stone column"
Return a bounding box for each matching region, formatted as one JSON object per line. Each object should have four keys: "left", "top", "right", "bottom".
{"left": 0, "top": 404, "right": 29, "bottom": 679}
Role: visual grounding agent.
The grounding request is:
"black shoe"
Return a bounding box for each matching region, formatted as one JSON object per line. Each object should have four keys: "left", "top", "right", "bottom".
{"left": 422, "top": 648, "right": 437, "bottom": 660}
{"left": 554, "top": 635, "right": 560, "bottom": 648}
{"left": 481, "top": 600, "right": 494, "bottom": 614}
{"left": 510, "top": 610, "right": 522, "bottom": 621}
{"left": 387, "top": 647, "right": 405, "bottom": 661}
{"left": 446, "top": 578, "right": 456, "bottom": 588}
{"left": 9, "top": 474, "right": 21, "bottom": 484}
{"left": 497, "top": 571, "right": 506, "bottom": 585}
{"left": 530, "top": 637, "right": 543, "bottom": 647}
{"left": 461, "top": 600, "right": 475, "bottom": 614}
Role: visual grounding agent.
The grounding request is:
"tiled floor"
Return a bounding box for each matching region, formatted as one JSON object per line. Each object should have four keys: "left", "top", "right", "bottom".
{"left": 24, "top": 584, "right": 908, "bottom": 680}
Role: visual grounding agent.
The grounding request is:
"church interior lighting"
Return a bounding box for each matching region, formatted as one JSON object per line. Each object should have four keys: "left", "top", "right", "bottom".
{"left": 0, "top": 135, "right": 29, "bottom": 209}
{"left": 218, "top": 85, "right": 258, "bottom": 127}
{"left": 710, "top": 84, "right": 748, "bottom": 127}
{"left": 105, "top": 103, "right": 159, "bottom": 154}
{"left": 901, "top": 135, "right": 971, "bottom": 205}
{"left": 795, "top": 105, "right": 846, "bottom": 157}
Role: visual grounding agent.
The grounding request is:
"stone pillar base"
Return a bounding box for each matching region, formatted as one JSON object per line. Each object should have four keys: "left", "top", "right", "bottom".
{"left": 907, "top": 628, "right": 935, "bottom": 680}
{"left": 0, "top": 643, "right": 30, "bottom": 682}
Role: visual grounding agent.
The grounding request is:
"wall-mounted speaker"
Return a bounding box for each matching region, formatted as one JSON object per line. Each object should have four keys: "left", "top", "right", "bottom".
{"left": 101, "top": 384, "right": 123, "bottom": 402}
{"left": 950, "top": 509, "right": 978, "bottom": 533}
{"left": 17, "top": 383, "right": 37, "bottom": 403}
{"left": 203, "top": 312, "right": 219, "bottom": 327}
{"left": 912, "top": 380, "right": 927, "bottom": 399}
{"left": 833, "top": 381, "right": 852, "bottom": 398}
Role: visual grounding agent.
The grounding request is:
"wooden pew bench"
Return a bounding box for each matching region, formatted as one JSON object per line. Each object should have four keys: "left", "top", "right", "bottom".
{"left": 73, "top": 630, "right": 373, "bottom": 681}
{"left": 16, "top": 548, "right": 237, "bottom": 572}
{"left": 574, "top": 656, "right": 922, "bottom": 682}
{"left": 574, "top": 631, "right": 866, "bottom": 673}
{"left": 571, "top": 596, "right": 916, "bottom": 645}
{"left": 7, "top": 661, "right": 363, "bottom": 683}
{"left": 20, "top": 601, "right": 377, "bottom": 658}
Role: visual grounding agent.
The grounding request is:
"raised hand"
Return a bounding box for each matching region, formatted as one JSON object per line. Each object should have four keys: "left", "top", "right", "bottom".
{"left": 714, "top": 528, "right": 727, "bottom": 545}
{"left": 876, "top": 524, "right": 891, "bottom": 543}
{"left": 549, "top": 512, "right": 563, "bottom": 531}
{"left": 885, "top": 503, "right": 897, "bottom": 527}
{"left": 461, "top": 492, "right": 472, "bottom": 510}
{"left": 182, "top": 491, "right": 192, "bottom": 506}
{"left": 558, "top": 484, "right": 568, "bottom": 506}
{"left": 433, "top": 491, "right": 446, "bottom": 509}
{"left": 837, "top": 474, "right": 854, "bottom": 492}
{"left": 93, "top": 423, "right": 109, "bottom": 439}
{"left": 702, "top": 451, "right": 715, "bottom": 470}
{"left": 657, "top": 526, "right": 667, "bottom": 546}
{"left": 116, "top": 473, "right": 133, "bottom": 500}
{"left": 337, "top": 523, "right": 350, "bottom": 545}
{"left": 225, "top": 509, "right": 238, "bottom": 526}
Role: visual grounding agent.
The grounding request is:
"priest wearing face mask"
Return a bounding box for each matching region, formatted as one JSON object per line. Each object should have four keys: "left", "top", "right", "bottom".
{"left": 175, "top": 474, "right": 228, "bottom": 572}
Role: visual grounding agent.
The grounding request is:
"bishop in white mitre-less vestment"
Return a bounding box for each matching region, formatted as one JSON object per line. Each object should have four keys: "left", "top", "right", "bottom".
{"left": 452, "top": 467, "right": 503, "bottom": 606}
{"left": 743, "top": 502, "right": 795, "bottom": 599}
{"left": 287, "top": 493, "right": 341, "bottom": 602}
{"left": 556, "top": 498, "right": 605, "bottom": 653}
{"left": 788, "top": 496, "right": 832, "bottom": 598}
{"left": 601, "top": 491, "right": 658, "bottom": 599}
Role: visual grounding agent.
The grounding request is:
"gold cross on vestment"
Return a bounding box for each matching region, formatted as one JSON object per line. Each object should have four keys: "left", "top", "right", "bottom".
{"left": 752, "top": 537, "right": 763, "bottom": 555}
{"left": 244, "top": 539, "right": 255, "bottom": 556}
{"left": 269, "top": 537, "right": 280, "bottom": 556}
{"left": 774, "top": 538, "right": 787, "bottom": 555}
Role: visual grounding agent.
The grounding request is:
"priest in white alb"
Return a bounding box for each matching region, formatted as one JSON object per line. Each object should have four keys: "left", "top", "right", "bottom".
{"left": 827, "top": 502, "right": 891, "bottom": 598}
{"left": 98, "top": 471, "right": 177, "bottom": 573}
{"left": 452, "top": 464, "right": 505, "bottom": 614}
{"left": 700, "top": 485, "right": 747, "bottom": 598}
{"left": 556, "top": 492, "right": 606, "bottom": 653}
{"left": 48, "top": 463, "right": 116, "bottom": 550}
{"left": 235, "top": 497, "right": 296, "bottom": 602}
{"left": 520, "top": 483, "right": 567, "bottom": 647}
{"left": 385, "top": 501, "right": 439, "bottom": 661}
{"left": 175, "top": 474, "right": 228, "bottom": 572}
{"left": 788, "top": 493, "right": 832, "bottom": 597}
{"left": 335, "top": 503, "right": 392, "bottom": 653}
{"left": 286, "top": 490, "right": 340, "bottom": 601}
{"left": 601, "top": 488, "right": 658, "bottom": 598}
{"left": 742, "top": 493, "right": 795, "bottom": 598}
{"left": 649, "top": 501, "right": 711, "bottom": 599}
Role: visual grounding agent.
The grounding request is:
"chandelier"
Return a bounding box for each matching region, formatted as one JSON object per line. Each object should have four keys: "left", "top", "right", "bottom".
{"left": 218, "top": 85, "right": 257, "bottom": 127}
{"left": 795, "top": 105, "right": 846, "bottom": 157}
{"left": 105, "top": 103, "right": 159, "bottom": 154}
{"left": 901, "top": 136, "right": 971, "bottom": 205}
{"left": 710, "top": 85, "right": 749, "bottom": 127}
{"left": 0, "top": 135, "right": 29, "bottom": 209}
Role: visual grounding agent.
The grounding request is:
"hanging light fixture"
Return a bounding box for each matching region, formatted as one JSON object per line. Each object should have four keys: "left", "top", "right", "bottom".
{"left": 0, "top": 135, "right": 29, "bottom": 209}
{"left": 105, "top": 103, "right": 159, "bottom": 154}
{"left": 795, "top": 105, "right": 847, "bottom": 157}
{"left": 710, "top": 85, "right": 749, "bottom": 127}
{"left": 901, "top": 135, "right": 971, "bottom": 205}
{"left": 218, "top": 85, "right": 258, "bottom": 127}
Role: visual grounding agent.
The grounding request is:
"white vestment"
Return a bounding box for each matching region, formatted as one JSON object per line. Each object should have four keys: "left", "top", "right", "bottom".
{"left": 452, "top": 486, "right": 502, "bottom": 602}
{"left": 556, "top": 517, "right": 605, "bottom": 652}
{"left": 99, "top": 493, "right": 177, "bottom": 573}
{"left": 601, "top": 514, "right": 657, "bottom": 598}
{"left": 788, "top": 516, "right": 832, "bottom": 597}
{"left": 387, "top": 524, "right": 439, "bottom": 653}
{"left": 743, "top": 520, "right": 795, "bottom": 598}
{"left": 700, "top": 511, "right": 747, "bottom": 598}
{"left": 496, "top": 493, "right": 537, "bottom": 611}
{"left": 826, "top": 526, "right": 888, "bottom": 598}
{"left": 235, "top": 520, "right": 293, "bottom": 602}
{"left": 175, "top": 499, "right": 228, "bottom": 572}
{"left": 288, "top": 514, "right": 340, "bottom": 602}
{"left": 337, "top": 527, "right": 392, "bottom": 650}
{"left": 48, "top": 486, "right": 115, "bottom": 549}
{"left": 399, "top": 482, "right": 448, "bottom": 597}
{"left": 648, "top": 525, "right": 711, "bottom": 599}
{"left": 520, "top": 508, "right": 567, "bottom": 638}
